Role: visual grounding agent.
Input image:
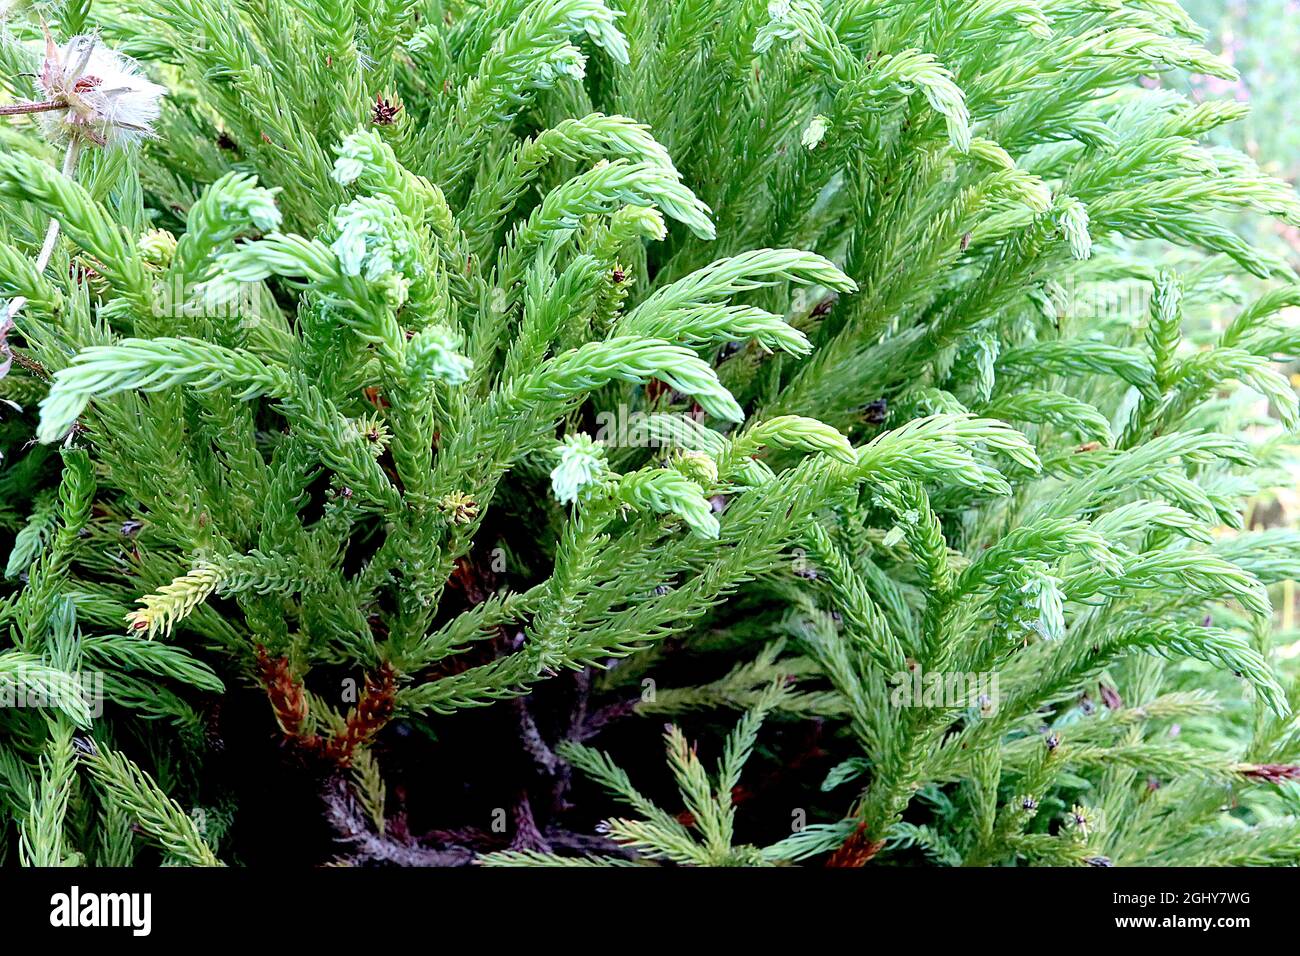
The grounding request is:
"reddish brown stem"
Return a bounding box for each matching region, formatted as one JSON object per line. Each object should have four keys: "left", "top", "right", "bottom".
{"left": 0, "top": 99, "right": 65, "bottom": 116}
{"left": 825, "top": 821, "right": 885, "bottom": 867}
{"left": 323, "top": 663, "right": 398, "bottom": 766}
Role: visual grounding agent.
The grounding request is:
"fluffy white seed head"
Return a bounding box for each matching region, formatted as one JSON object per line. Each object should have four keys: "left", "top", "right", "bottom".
{"left": 35, "top": 33, "right": 167, "bottom": 148}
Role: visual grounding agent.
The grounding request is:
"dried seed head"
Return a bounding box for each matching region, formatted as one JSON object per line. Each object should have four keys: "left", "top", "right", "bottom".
{"left": 35, "top": 33, "right": 166, "bottom": 148}
{"left": 371, "top": 94, "right": 401, "bottom": 126}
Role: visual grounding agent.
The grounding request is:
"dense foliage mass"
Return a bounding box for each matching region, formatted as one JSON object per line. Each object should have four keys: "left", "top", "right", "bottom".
{"left": 0, "top": 0, "right": 1298, "bottom": 867}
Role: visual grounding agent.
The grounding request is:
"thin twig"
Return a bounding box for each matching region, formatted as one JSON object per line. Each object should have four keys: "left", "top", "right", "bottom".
{"left": 0, "top": 99, "right": 65, "bottom": 116}
{"left": 323, "top": 777, "right": 474, "bottom": 867}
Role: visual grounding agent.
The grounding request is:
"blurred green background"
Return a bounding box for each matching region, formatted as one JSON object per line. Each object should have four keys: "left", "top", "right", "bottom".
{"left": 1184, "top": 0, "right": 1300, "bottom": 254}
{"left": 1186, "top": 0, "right": 1300, "bottom": 635}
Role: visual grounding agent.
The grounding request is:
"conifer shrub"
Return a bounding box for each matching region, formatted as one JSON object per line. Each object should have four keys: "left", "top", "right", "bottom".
{"left": 0, "top": 0, "right": 1298, "bottom": 866}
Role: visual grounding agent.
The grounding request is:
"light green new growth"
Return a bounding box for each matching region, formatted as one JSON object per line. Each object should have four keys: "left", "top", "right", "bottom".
{"left": 0, "top": 0, "right": 1296, "bottom": 869}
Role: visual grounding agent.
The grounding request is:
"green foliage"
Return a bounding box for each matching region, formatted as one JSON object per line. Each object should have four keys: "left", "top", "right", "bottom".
{"left": 0, "top": 0, "right": 1297, "bottom": 867}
